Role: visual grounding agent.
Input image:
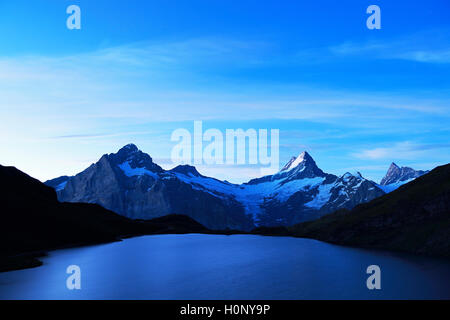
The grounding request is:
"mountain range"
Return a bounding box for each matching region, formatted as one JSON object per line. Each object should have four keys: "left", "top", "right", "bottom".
{"left": 45, "top": 144, "right": 429, "bottom": 231}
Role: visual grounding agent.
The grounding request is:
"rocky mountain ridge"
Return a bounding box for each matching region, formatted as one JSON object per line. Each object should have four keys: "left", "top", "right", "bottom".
{"left": 45, "top": 144, "right": 391, "bottom": 230}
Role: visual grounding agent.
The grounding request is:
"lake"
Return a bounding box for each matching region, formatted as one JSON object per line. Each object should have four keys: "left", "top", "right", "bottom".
{"left": 1, "top": 234, "right": 449, "bottom": 299}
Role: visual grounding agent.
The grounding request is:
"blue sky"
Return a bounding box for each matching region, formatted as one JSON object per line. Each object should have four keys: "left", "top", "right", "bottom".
{"left": 0, "top": 0, "right": 449, "bottom": 183}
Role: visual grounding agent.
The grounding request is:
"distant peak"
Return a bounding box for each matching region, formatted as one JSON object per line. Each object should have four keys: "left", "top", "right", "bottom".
{"left": 281, "top": 151, "right": 314, "bottom": 172}
{"left": 113, "top": 144, "right": 159, "bottom": 169}
{"left": 297, "top": 151, "right": 307, "bottom": 161}
{"left": 300, "top": 151, "right": 314, "bottom": 161}
{"left": 119, "top": 144, "right": 139, "bottom": 153}
{"left": 390, "top": 162, "right": 400, "bottom": 169}
{"left": 384, "top": 162, "right": 402, "bottom": 177}
{"left": 342, "top": 171, "right": 363, "bottom": 179}
{"left": 381, "top": 162, "right": 429, "bottom": 186}
{"left": 116, "top": 144, "right": 141, "bottom": 159}
{"left": 342, "top": 172, "right": 352, "bottom": 178}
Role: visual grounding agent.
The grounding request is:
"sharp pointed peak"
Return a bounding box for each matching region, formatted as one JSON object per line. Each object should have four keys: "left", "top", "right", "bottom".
{"left": 384, "top": 162, "right": 402, "bottom": 177}
{"left": 381, "top": 162, "right": 429, "bottom": 186}
{"left": 342, "top": 172, "right": 352, "bottom": 178}
{"left": 390, "top": 162, "right": 400, "bottom": 169}
{"left": 280, "top": 151, "right": 315, "bottom": 172}
{"left": 297, "top": 150, "right": 313, "bottom": 159}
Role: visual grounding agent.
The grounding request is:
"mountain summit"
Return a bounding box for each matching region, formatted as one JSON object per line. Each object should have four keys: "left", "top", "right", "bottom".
{"left": 379, "top": 162, "right": 429, "bottom": 193}
{"left": 281, "top": 151, "right": 313, "bottom": 171}
{"left": 119, "top": 143, "right": 139, "bottom": 153}
{"left": 276, "top": 151, "right": 327, "bottom": 180}
{"left": 113, "top": 144, "right": 162, "bottom": 173}
{"left": 380, "top": 162, "right": 428, "bottom": 185}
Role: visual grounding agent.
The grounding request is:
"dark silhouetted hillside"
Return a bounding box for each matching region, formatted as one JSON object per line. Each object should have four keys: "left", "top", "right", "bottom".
{"left": 0, "top": 165, "right": 208, "bottom": 272}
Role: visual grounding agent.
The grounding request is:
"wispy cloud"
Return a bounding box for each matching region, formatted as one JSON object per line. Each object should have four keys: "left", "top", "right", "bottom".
{"left": 395, "top": 50, "right": 450, "bottom": 64}
{"left": 1, "top": 38, "right": 449, "bottom": 164}
{"left": 353, "top": 142, "right": 450, "bottom": 160}
{"left": 1, "top": 36, "right": 449, "bottom": 182}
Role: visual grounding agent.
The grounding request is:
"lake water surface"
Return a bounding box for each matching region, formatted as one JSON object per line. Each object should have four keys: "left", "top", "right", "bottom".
{"left": 1, "top": 234, "right": 449, "bottom": 299}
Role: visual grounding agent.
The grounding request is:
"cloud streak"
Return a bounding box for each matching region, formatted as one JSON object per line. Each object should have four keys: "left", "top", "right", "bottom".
{"left": 353, "top": 142, "right": 450, "bottom": 161}
{"left": 1, "top": 36, "right": 449, "bottom": 182}
{"left": 1, "top": 41, "right": 448, "bottom": 126}
{"left": 330, "top": 30, "right": 450, "bottom": 64}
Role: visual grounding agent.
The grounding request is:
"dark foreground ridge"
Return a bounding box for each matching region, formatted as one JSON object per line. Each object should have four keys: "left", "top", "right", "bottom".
{"left": 254, "top": 163, "right": 450, "bottom": 258}
{"left": 0, "top": 165, "right": 212, "bottom": 272}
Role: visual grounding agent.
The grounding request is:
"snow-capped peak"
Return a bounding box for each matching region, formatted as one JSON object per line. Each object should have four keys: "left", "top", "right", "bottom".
{"left": 390, "top": 162, "right": 400, "bottom": 169}
{"left": 119, "top": 143, "right": 139, "bottom": 153}
{"left": 380, "top": 162, "right": 429, "bottom": 187}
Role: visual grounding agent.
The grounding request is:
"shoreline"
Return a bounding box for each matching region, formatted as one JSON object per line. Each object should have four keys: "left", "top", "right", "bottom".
{"left": 3, "top": 226, "right": 449, "bottom": 273}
